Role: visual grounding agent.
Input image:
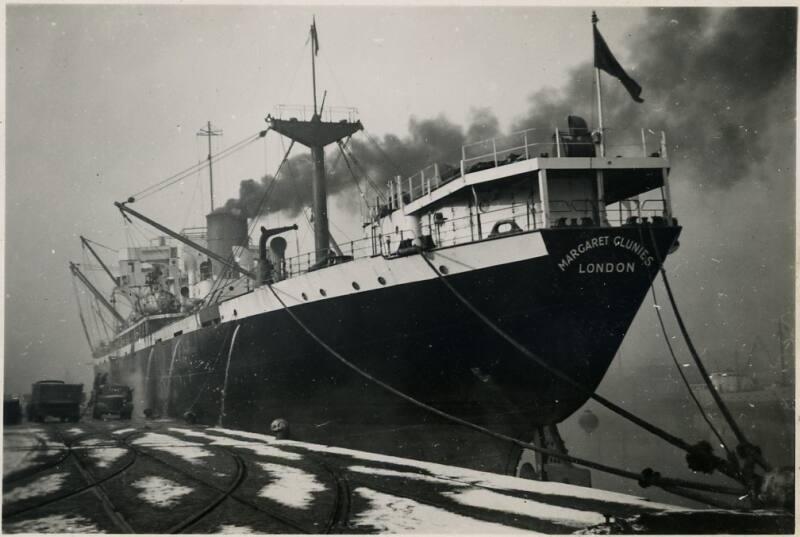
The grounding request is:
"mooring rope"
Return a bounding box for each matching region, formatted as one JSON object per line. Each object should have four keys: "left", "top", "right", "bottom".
{"left": 647, "top": 226, "right": 771, "bottom": 473}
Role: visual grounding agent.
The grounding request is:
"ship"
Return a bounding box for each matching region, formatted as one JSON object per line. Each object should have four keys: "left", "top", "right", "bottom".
{"left": 70, "top": 16, "right": 682, "bottom": 479}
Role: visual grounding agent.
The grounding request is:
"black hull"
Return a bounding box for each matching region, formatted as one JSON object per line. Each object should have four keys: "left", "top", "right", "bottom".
{"left": 99, "top": 226, "right": 680, "bottom": 474}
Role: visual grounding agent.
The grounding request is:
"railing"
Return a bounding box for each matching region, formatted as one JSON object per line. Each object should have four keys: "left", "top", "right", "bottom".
{"left": 462, "top": 128, "right": 553, "bottom": 171}
{"left": 551, "top": 198, "right": 668, "bottom": 228}
{"left": 387, "top": 127, "right": 668, "bottom": 209}
{"left": 281, "top": 194, "right": 670, "bottom": 279}
{"left": 272, "top": 104, "right": 359, "bottom": 123}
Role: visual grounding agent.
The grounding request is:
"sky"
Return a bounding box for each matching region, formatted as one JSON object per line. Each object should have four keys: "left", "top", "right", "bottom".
{"left": 4, "top": 2, "right": 795, "bottom": 417}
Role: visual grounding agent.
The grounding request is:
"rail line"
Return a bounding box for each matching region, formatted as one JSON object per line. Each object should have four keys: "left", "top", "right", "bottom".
{"left": 2, "top": 440, "right": 71, "bottom": 486}
{"left": 165, "top": 451, "right": 247, "bottom": 533}
{"left": 305, "top": 454, "right": 352, "bottom": 533}
{"left": 3, "top": 424, "right": 138, "bottom": 527}
{"left": 117, "top": 431, "right": 310, "bottom": 534}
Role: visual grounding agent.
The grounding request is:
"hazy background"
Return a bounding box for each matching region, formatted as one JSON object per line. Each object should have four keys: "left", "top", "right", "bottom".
{"left": 5, "top": 5, "right": 795, "bottom": 501}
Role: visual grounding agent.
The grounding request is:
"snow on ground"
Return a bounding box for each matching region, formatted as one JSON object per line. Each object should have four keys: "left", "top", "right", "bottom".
{"left": 348, "top": 464, "right": 468, "bottom": 487}
{"left": 131, "top": 476, "right": 194, "bottom": 507}
{"left": 2, "top": 446, "right": 64, "bottom": 477}
{"left": 111, "top": 428, "right": 136, "bottom": 436}
{"left": 3, "top": 472, "right": 70, "bottom": 502}
{"left": 65, "top": 427, "right": 84, "bottom": 435}
{"left": 6, "top": 427, "right": 46, "bottom": 436}
{"left": 77, "top": 438, "right": 112, "bottom": 447}
{"left": 131, "top": 432, "right": 213, "bottom": 464}
{"left": 3, "top": 514, "right": 102, "bottom": 533}
{"left": 288, "top": 442, "right": 680, "bottom": 512}
{"left": 257, "top": 462, "right": 326, "bottom": 509}
{"left": 4, "top": 428, "right": 63, "bottom": 449}
{"left": 208, "top": 427, "right": 275, "bottom": 443}
{"left": 216, "top": 524, "right": 256, "bottom": 534}
{"left": 168, "top": 428, "right": 301, "bottom": 461}
{"left": 352, "top": 487, "right": 535, "bottom": 534}
{"left": 193, "top": 427, "right": 681, "bottom": 513}
{"left": 443, "top": 488, "right": 606, "bottom": 528}
{"left": 86, "top": 447, "right": 128, "bottom": 469}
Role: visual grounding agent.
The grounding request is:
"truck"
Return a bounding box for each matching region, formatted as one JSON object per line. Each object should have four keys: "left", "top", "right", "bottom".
{"left": 26, "top": 380, "right": 83, "bottom": 423}
{"left": 4, "top": 395, "right": 22, "bottom": 425}
{"left": 92, "top": 384, "right": 133, "bottom": 420}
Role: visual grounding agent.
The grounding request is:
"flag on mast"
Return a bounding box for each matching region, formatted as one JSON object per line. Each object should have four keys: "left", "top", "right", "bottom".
{"left": 311, "top": 17, "right": 320, "bottom": 56}
{"left": 593, "top": 19, "right": 643, "bottom": 103}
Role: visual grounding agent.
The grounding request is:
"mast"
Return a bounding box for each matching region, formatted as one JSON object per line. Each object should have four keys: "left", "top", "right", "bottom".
{"left": 69, "top": 261, "right": 125, "bottom": 325}
{"left": 267, "top": 17, "right": 362, "bottom": 264}
{"left": 197, "top": 121, "right": 222, "bottom": 211}
{"left": 311, "top": 16, "right": 319, "bottom": 115}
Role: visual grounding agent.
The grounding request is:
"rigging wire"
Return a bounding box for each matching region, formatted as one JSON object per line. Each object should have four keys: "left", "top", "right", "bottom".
{"left": 201, "top": 134, "right": 294, "bottom": 306}
{"left": 649, "top": 281, "right": 733, "bottom": 458}
{"left": 320, "top": 52, "right": 351, "bottom": 109}
{"left": 279, "top": 36, "right": 311, "bottom": 107}
{"left": 415, "top": 252, "right": 743, "bottom": 485}
{"left": 647, "top": 227, "right": 770, "bottom": 472}
{"left": 363, "top": 129, "right": 406, "bottom": 178}
{"left": 259, "top": 280, "right": 745, "bottom": 504}
{"left": 70, "top": 274, "right": 96, "bottom": 354}
{"left": 88, "top": 295, "right": 107, "bottom": 344}
{"left": 82, "top": 237, "right": 117, "bottom": 253}
{"left": 140, "top": 134, "right": 261, "bottom": 202}
{"left": 343, "top": 140, "right": 389, "bottom": 202}
{"left": 180, "top": 167, "right": 204, "bottom": 232}
{"left": 130, "top": 132, "right": 262, "bottom": 202}
{"left": 336, "top": 140, "right": 367, "bottom": 201}
{"left": 78, "top": 249, "right": 110, "bottom": 344}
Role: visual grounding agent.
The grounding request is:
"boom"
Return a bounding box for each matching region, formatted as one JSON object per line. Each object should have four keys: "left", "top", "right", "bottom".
{"left": 68, "top": 261, "right": 125, "bottom": 325}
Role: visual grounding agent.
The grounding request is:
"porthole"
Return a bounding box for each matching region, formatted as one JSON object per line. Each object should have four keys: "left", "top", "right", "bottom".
{"left": 320, "top": 289, "right": 327, "bottom": 297}
{"left": 301, "top": 292, "right": 308, "bottom": 301}
{"left": 352, "top": 282, "right": 361, "bottom": 290}
{"left": 377, "top": 276, "right": 386, "bottom": 285}
{"left": 439, "top": 265, "right": 449, "bottom": 275}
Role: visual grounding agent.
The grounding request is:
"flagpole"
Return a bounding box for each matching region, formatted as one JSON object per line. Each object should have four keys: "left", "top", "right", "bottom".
{"left": 592, "top": 11, "right": 606, "bottom": 158}
{"left": 311, "top": 18, "right": 318, "bottom": 117}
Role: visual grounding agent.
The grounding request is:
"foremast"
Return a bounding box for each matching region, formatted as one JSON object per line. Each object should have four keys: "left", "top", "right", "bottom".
{"left": 266, "top": 17, "right": 362, "bottom": 265}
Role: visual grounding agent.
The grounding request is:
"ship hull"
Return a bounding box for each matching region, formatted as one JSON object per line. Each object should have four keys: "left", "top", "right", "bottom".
{"left": 98, "top": 225, "right": 680, "bottom": 474}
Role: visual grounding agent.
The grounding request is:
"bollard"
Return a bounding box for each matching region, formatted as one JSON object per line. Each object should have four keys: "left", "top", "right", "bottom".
{"left": 270, "top": 418, "right": 290, "bottom": 440}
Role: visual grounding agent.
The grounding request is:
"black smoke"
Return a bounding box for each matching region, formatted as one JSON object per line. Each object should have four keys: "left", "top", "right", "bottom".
{"left": 217, "top": 108, "right": 502, "bottom": 218}
{"left": 222, "top": 8, "right": 795, "bottom": 219}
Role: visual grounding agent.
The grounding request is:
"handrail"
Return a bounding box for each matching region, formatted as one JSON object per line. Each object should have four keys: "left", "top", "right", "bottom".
{"left": 390, "top": 126, "right": 668, "bottom": 208}
{"left": 285, "top": 191, "right": 668, "bottom": 279}
{"left": 272, "top": 104, "right": 359, "bottom": 123}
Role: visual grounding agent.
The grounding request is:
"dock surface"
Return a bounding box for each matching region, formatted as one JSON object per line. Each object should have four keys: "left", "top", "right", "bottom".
{"left": 2, "top": 419, "right": 792, "bottom": 534}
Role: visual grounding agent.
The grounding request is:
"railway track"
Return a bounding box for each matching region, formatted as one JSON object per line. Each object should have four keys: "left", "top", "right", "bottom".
{"left": 3, "top": 420, "right": 335, "bottom": 533}
{"left": 3, "top": 425, "right": 138, "bottom": 524}
{"left": 119, "top": 432, "right": 309, "bottom": 534}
